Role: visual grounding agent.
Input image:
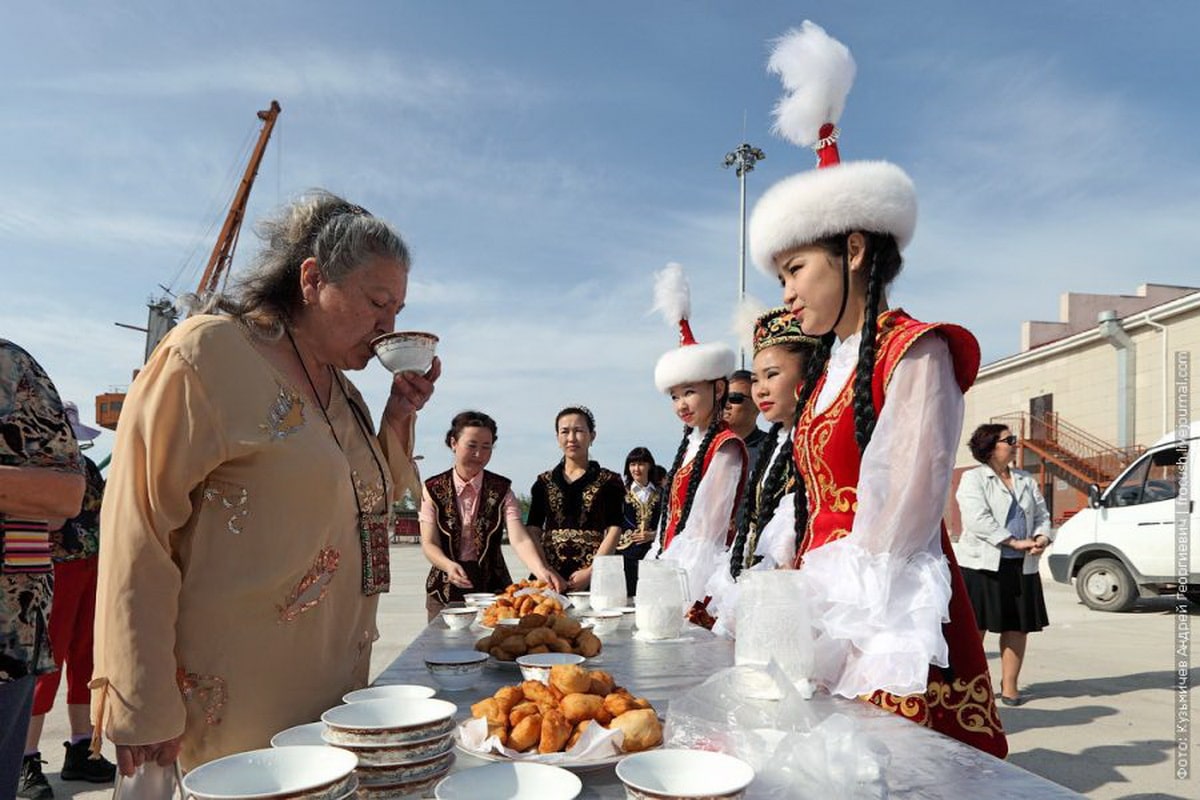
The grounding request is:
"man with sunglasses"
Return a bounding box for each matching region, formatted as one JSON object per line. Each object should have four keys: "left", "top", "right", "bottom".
{"left": 724, "top": 370, "right": 769, "bottom": 475}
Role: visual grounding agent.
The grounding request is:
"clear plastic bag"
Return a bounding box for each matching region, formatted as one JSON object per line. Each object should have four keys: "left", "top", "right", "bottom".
{"left": 664, "top": 663, "right": 889, "bottom": 799}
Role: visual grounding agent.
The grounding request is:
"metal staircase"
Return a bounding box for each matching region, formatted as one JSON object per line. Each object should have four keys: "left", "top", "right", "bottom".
{"left": 990, "top": 411, "right": 1144, "bottom": 492}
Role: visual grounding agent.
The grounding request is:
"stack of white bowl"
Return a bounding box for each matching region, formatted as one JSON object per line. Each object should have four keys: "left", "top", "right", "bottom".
{"left": 318, "top": 696, "right": 458, "bottom": 799}
{"left": 183, "top": 746, "right": 359, "bottom": 800}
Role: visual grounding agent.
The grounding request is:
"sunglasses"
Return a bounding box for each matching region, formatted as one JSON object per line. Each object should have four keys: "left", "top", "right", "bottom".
{"left": 727, "top": 392, "right": 748, "bottom": 405}
{"left": 1000, "top": 435, "right": 1018, "bottom": 446}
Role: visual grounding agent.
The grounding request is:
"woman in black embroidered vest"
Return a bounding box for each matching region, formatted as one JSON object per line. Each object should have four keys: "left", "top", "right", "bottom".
{"left": 419, "top": 411, "right": 565, "bottom": 620}
{"left": 525, "top": 407, "right": 624, "bottom": 591}
{"left": 616, "top": 447, "right": 662, "bottom": 598}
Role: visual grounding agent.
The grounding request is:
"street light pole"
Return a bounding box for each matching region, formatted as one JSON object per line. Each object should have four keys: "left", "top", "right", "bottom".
{"left": 723, "top": 142, "right": 765, "bottom": 368}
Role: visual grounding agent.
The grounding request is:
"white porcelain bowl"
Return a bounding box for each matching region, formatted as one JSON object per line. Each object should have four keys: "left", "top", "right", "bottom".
{"left": 425, "top": 649, "right": 488, "bottom": 691}
{"left": 321, "top": 698, "right": 458, "bottom": 746}
{"left": 580, "top": 610, "right": 622, "bottom": 637}
{"left": 616, "top": 749, "right": 755, "bottom": 799}
{"left": 440, "top": 607, "right": 478, "bottom": 630}
{"left": 566, "top": 591, "right": 591, "bottom": 612}
{"left": 269, "top": 721, "right": 327, "bottom": 748}
{"left": 355, "top": 750, "right": 454, "bottom": 787}
{"left": 357, "top": 771, "right": 445, "bottom": 800}
{"left": 515, "top": 652, "right": 586, "bottom": 684}
{"left": 342, "top": 684, "right": 437, "bottom": 704}
{"left": 324, "top": 731, "right": 454, "bottom": 766}
{"left": 463, "top": 593, "right": 497, "bottom": 608}
{"left": 182, "top": 745, "right": 357, "bottom": 800}
{"left": 435, "top": 761, "right": 582, "bottom": 799}
{"left": 372, "top": 331, "right": 438, "bottom": 374}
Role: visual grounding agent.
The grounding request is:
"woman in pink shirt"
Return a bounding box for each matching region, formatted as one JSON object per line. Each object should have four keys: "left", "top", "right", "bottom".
{"left": 419, "top": 411, "right": 565, "bottom": 620}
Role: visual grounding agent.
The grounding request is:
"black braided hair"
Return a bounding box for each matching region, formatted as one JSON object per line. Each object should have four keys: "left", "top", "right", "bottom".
{"left": 656, "top": 382, "right": 728, "bottom": 551}
{"left": 655, "top": 426, "right": 692, "bottom": 550}
{"left": 849, "top": 234, "right": 903, "bottom": 454}
{"left": 743, "top": 431, "right": 795, "bottom": 570}
{"left": 791, "top": 332, "right": 835, "bottom": 556}
{"left": 729, "top": 421, "right": 783, "bottom": 578}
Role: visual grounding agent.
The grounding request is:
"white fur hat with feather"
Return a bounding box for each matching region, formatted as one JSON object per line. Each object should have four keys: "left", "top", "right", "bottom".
{"left": 652, "top": 263, "right": 736, "bottom": 394}
{"left": 749, "top": 21, "right": 917, "bottom": 275}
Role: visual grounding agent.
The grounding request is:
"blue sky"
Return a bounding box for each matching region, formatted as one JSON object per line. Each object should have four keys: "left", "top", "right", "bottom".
{"left": 3, "top": 1, "right": 1198, "bottom": 492}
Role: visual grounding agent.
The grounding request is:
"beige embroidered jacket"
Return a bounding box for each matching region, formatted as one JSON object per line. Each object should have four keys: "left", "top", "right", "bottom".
{"left": 92, "top": 315, "right": 420, "bottom": 768}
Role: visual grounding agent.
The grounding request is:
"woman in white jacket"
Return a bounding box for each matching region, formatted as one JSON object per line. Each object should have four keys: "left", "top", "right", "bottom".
{"left": 955, "top": 424, "right": 1053, "bottom": 706}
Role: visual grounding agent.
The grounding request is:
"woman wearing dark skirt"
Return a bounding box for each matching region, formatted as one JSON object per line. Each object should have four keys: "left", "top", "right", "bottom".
{"left": 955, "top": 423, "right": 1053, "bottom": 706}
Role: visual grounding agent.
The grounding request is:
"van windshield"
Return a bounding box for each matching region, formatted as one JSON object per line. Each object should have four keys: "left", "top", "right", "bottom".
{"left": 1107, "top": 445, "right": 1186, "bottom": 507}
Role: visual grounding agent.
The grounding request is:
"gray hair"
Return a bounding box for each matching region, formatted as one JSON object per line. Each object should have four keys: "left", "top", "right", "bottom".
{"left": 184, "top": 189, "right": 410, "bottom": 338}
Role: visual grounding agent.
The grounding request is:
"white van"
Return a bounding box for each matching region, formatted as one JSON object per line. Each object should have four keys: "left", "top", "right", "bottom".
{"left": 1048, "top": 421, "right": 1197, "bottom": 611}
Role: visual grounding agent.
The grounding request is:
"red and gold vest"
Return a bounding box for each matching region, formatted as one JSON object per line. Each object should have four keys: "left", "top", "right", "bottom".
{"left": 792, "top": 309, "right": 1007, "bottom": 759}
{"left": 662, "top": 426, "right": 748, "bottom": 551}
{"left": 423, "top": 469, "right": 513, "bottom": 604}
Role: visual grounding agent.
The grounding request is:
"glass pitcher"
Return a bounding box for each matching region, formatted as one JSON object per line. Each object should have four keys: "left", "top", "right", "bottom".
{"left": 590, "top": 554, "right": 627, "bottom": 611}
{"left": 734, "top": 570, "right": 813, "bottom": 687}
{"left": 634, "top": 561, "right": 689, "bottom": 639}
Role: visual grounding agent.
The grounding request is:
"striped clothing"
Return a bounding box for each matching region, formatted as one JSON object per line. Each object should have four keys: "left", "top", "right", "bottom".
{"left": 1, "top": 520, "right": 51, "bottom": 573}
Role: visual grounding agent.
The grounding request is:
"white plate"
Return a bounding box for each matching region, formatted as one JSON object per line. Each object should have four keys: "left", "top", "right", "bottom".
{"left": 616, "top": 748, "right": 755, "bottom": 797}
{"left": 182, "top": 746, "right": 357, "bottom": 799}
{"left": 342, "top": 684, "right": 437, "bottom": 703}
{"left": 435, "top": 761, "right": 582, "bottom": 799}
{"left": 269, "top": 721, "right": 327, "bottom": 748}
{"left": 453, "top": 740, "right": 627, "bottom": 773}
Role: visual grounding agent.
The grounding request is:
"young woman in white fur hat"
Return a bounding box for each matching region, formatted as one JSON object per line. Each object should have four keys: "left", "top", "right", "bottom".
{"left": 643, "top": 263, "right": 748, "bottom": 608}
{"left": 747, "top": 22, "right": 1007, "bottom": 757}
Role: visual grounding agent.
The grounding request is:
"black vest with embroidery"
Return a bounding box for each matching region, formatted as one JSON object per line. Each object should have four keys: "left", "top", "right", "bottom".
{"left": 423, "top": 469, "right": 513, "bottom": 604}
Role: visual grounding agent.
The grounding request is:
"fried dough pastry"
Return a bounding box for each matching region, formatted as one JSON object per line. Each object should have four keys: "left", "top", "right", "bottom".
{"left": 609, "top": 708, "right": 663, "bottom": 753}
{"left": 508, "top": 713, "right": 542, "bottom": 752}
{"left": 539, "top": 709, "right": 572, "bottom": 753}
{"left": 566, "top": 719, "right": 592, "bottom": 750}
{"left": 560, "top": 692, "right": 605, "bottom": 723}
{"left": 574, "top": 630, "right": 602, "bottom": 657}
{"left": 493, "top": 685, "right": 524, "bottom": 715}
{"left": 520, "top": 679, "right": 564, "bottom": 708}
{"left": 509, "top": 701, "right": 541, "bottom": 727}
{"left": 549, "top": 663, "right": 592, "bottom": 695}
{"left": 588, "top": 669, "right": 615, "bottom": 696}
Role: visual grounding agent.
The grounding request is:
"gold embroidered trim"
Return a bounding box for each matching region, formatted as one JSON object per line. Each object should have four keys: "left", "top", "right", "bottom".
{"left": 926, "top": 673, "right": 1006, "bottom": 739}
{"left": 352, "top": 469, "right": 387, "bottom": 513}
{"left": 260, "top": 384, "right": 305, "bottom": 440}
{"left": 177, "top": 669, "right": 228, "bottom": 726}
{"left": 202, "top": 480, "right": 250, "bottom": 534}
{"left": 277, "top": 547, "right": 341, "bottom": 622}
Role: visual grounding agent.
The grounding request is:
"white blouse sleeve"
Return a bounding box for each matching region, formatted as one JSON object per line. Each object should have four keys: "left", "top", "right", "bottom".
{"left": 659, "top": 438, "right": 744, "bottom": 604}
{"left": 798, "top": 333, "right": 962, "bottom": 698}
{"left": 753, "top": 492, "right": 797, "bottom": 570}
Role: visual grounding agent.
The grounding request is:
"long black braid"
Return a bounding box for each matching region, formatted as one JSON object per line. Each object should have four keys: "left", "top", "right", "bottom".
{"left": 791, "top": 232, "right": 904, "bottom": 555}
{"left": 730, "top": 422, "right": 798, "bottom": 578}
{"left": 791, "top": 332, "right": 835, "bottom": 556}
{"left": 850, "top": 234, "right": 903, "bottom": 454}
{"left": 656, "top": 382, "right": 728, "bottom": 551}
{"left": 729, "top": 421, "right": 782, "bottom": 578}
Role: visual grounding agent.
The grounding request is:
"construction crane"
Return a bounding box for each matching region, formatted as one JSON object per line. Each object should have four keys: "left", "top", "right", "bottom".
{"left": 96, "top": 100, "right": 282, "bottom": 430}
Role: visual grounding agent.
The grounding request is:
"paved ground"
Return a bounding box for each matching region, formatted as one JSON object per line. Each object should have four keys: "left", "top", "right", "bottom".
{"left": 34, "top": 543, "right": 1198, "bottom": 799}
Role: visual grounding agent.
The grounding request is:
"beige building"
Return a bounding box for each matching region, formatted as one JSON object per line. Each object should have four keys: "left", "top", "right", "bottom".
{"left": 946, "top": 283, "right": 1200, "bottom": 535}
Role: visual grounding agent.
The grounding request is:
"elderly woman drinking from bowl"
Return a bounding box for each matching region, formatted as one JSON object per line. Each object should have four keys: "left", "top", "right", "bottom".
{"left": 92, "top": 190, "right": 439, "bottom": 774}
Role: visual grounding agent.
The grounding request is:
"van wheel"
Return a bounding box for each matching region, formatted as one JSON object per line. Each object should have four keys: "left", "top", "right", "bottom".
{"left": 1075, "top": 558, "right": 1137, "bottom": 612}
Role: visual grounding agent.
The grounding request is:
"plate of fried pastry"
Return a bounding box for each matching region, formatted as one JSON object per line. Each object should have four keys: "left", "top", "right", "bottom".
{"left": 475, "top": 612, "right": 602, "bottom": 669}
{"left": 455, "top": 663, "right": 663, "bottom": 771}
